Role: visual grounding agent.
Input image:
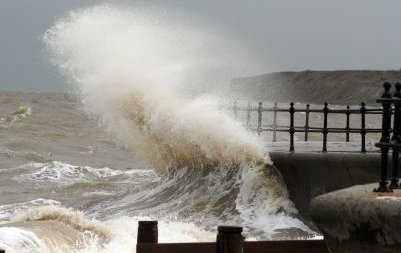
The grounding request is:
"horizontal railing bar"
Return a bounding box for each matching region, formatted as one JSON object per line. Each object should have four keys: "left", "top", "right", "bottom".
{"left": 255, "top": 125, "right": 382, "bottom": 131}
{"left": 253, "top": 128, "right": 382, "bottom": 133}
{"left": 293, "top": 129, "right": 323, "bottom": 133}
{"left": 237, "top": 107, "right": 385, "bottom": 114}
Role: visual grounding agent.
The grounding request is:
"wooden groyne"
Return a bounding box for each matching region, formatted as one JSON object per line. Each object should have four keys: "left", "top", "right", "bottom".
{"left": 136, "top": 221, "right": 328, "bottom": 253}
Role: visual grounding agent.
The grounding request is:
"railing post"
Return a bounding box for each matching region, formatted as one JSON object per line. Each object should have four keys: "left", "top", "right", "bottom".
{"left": 289, "top": 102, "right": 295, "bottom": 152}
{"left": 257, "top": 102, "right": 263, "bottom": 136}
{"left": 360, "top": 102, "right": 366, "bottom": 153}
{"left": 322, "top": 103, "right": 329, "bottom": 152}
{"left": 137, "top": 221, "right": 158, "bottom": 244}
{"left": 390, "top": 82, "right": 401, "bottom": 189}
{"left": 346, "top": 105, "right": 350, "bottom": 142}
{"left": 273, "top": 102, "right": 278, "bottom": 142}
{"left": 216, "top": 226, "right": 244, "bottom": 253}
{"left": 246, "top": 102, "right": 251, "bottom": 127}
{"left": 304, "top": 104, "right": 310, "bottom": 142}
{"left": 374, "top": 82, "right": 393, "bottom": 192}
{"left": 233, "top": 101, "right": 238, "bottom": 120}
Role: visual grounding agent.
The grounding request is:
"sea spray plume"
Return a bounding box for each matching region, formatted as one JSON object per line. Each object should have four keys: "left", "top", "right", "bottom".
{"left": 121, "top": 94, "right": 267, "bottom": 171}
{"left": 43, "top": 4, "right": 267, "bottom": 172}
{"left": 43, "top": 4, "right": 302, "bottom": 222}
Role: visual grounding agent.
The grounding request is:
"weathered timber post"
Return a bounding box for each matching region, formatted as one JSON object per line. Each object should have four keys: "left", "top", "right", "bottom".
{"left": 360, "top": 102, "right": 367, "bottom": 153}
{"left": 273, "top": 102, "right": 278, "bottom": 142}
{"left": 390, "top": 83, "right": 401, "bottom": 189}
{"left": 289, "top": 102, "right": 295, "bottom": 152}
{"left": 246, "top": 102, "right": 251, "bottom": 127}
{"left": 137, "top": 221, "right": 158, "bottom": 244}
{"left": 257, "top": 102, "right": 263, "bottom": 136}
{"left": 374, "top": 82, "right": 393, "bottom": 192}
{"left": 233, "top": 101, "right": 238, "bottom": 120}
{"left": 345, "top": 105, "right": 351, "bottom": 142}
{"left": 322, "top": 103, "right": 329, "bottom": 152}
{"left": 304, "top": 104, "right": 310, "bottom": 142}
{"left": 216, "top": 226, "right": 244, "bottom": 253}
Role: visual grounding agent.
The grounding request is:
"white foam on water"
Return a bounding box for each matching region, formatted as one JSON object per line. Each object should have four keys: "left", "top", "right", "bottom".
{"left": 11, "top": 206, "right": 110, "bottom": 240}
{"left": 235, "top": 164, "right": 313, "bottom": 236}
{"left": 0, "top": 105, "right": 32, "bottom": 128}
{"left": 0, "top": 206, "right": 111, "bottom": 252}
{"left": 0, "top": 206, "right": 215, "bottom": 253}
{"left": 13, "top": 106, "right": 32, "bottom": 118}
{"left": 0, "top": 227, "right": 57, "bottom": 253}
{"left": 12, "top": 161, "right": 143, "bottom": 187}
{"left": 0, "top": 199, "right": 61, "bottom": 222}
{"left": 76, "top": 216, "right": 215, "bottom": 253}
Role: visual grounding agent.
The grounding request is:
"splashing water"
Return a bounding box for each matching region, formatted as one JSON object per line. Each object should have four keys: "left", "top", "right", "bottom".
{"left": 0, "top": 106, "right": 32, "bottom": 127}
{"left": 44, "top": 4, "right": 267, "bottom": 172}
{"left": 0, "top": 4, "right": 314, "bottom": 253}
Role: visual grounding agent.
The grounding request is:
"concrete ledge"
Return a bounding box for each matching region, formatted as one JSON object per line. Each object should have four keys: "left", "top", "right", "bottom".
{"left": 310, "top": 184, "right": 401, "bottom": 253}
{"left": 270, "top": 152, "right": 382, "bottom": 217}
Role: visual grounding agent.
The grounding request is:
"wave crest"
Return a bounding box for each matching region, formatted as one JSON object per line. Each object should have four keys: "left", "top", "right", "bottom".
{"left": 12, "top": 206, "right": 110, "bottom": 242}
{"left": 43, "top": 4, "right": 267, "bottom": 173}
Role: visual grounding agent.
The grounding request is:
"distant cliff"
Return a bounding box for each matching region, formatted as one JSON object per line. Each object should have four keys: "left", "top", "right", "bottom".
{"left": 231, "top": 70, "right": 401, "bottom": 104}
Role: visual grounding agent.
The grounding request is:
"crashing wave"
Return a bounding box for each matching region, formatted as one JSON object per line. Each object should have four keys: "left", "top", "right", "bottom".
{"left": 0, "top": 206, "right": 110, "bottom": 253}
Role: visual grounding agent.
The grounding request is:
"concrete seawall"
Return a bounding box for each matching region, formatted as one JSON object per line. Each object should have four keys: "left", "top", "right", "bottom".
{"left": 270, "top": 152, "right": 382, "bottom": 218}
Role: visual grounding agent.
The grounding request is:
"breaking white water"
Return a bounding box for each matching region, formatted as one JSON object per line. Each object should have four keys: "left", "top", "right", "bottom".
{"left": 0, "top": 4, "right": 315, "bottom": 253}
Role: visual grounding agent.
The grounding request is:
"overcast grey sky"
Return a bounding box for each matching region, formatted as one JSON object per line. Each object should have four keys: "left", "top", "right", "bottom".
{"left": 0, "top": 0, "right": 400, "bottom": 92}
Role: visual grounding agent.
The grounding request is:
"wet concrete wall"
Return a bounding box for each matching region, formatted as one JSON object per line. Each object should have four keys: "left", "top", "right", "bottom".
{"left": 270, "top": 152, "right": 382, "bottom": 218}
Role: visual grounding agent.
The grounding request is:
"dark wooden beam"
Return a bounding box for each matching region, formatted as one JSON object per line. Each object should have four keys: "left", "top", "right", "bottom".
{"left": 137, "top": 240, "right": 328, "bottom": 253}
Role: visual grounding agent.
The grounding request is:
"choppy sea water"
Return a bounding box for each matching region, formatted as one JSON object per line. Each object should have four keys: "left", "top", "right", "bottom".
{"left": 0, "top": 3, "right": 382, "bottom": 252}
{"left": 0, "top": 92, "right": 319, "bottom": 252}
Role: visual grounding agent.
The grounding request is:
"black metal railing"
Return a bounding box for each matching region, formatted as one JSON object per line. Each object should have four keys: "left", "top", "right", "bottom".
{"left": 232, "top": 101, "right": 383, "bottom": 152}
{"left": 374, "top": 82, "right": 401, "bottom": 192}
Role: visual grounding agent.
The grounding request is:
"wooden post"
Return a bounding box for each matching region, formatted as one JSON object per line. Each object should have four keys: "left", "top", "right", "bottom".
{"left": 322, "top": 103, "right": 329, "bottom": 152}
{"left": 246, "top": 102, "right": 251, "bottom": 127}
{"left": 374, "top": 82, "right": 393, "bottom": 193}
{"left": 273, "top": 102, "right": 278, "bottom": 142}
{"left": 289, "top": 102, "right": 295, "bottom": 152}
{"left": 304, "top": 104, "right": 310, "bottom": 142}
{"left": 360, "top": 102, "right": 366, "bottom": 153}
{"left": 216, "top": 226, "right": 243, "bottom": 253}
{"left": 257, "top": 102, "right": 263, "bottom": 136}
{"left": 346, "top": 105, "right": 350, "bottom": 142}
{"left": 137, "top": 221, "right": 158, "bottom": 244}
